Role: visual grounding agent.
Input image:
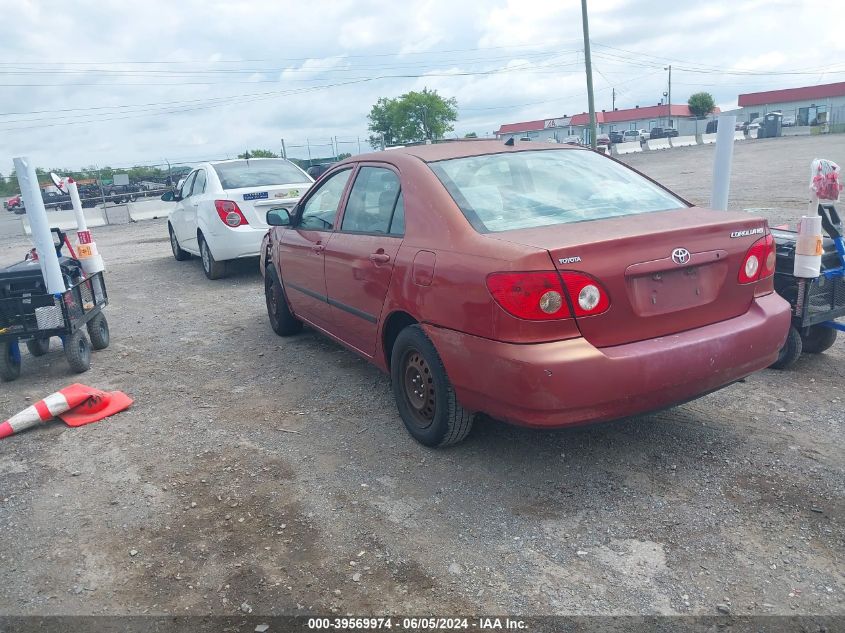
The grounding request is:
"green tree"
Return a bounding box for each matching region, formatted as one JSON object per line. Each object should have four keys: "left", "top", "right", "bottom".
{"left": 464, "top": 132, "right": 478, "bottom": 138}
{"left": 238, "top": 149, "right": 279, "bottom": 159}
{"left": 367, "top": 88, "right": 458, "bottom": 147}
{"left": 336, "top": 152, "right": 352, "bottom": 160}
{"left": 688, "top": 92, "right": 716, "bottom": 119}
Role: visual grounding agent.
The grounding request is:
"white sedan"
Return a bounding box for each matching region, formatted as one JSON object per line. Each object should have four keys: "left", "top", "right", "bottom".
{"left": 163, "top": 158, "right": 313, "bottom": 279}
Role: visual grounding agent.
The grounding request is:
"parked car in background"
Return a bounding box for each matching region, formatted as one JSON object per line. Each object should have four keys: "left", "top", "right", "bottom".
{"left": 782, "top": 115, "right": 796, "bottom": 127}
{"left": 608, "top": 131, "right": 624, "bottom": 144}
{"left": 622, "top": 130, "right": 642, "bottom": 143}
{"left": 596, "top": 134, "right": 611, "bottom": 147}
{"left": 735, "top": 121, "right": 748, "bottom": 133}
{"left": 4, "top": 195, "right": 22, "bottom": 213}
{"left": 164, "top": 158, "right": 313, "bottom": 279}
{"left": 262, "top": 140, "right": 790, "bottom": 447}
{"left": 748, "top": 117, "right": 763, "bottom": 132}
{"left": 563, "top": 135, "right": 582, "bottom": 145}
{"left": 650, "top": 127, "right": 679, "bottom": 139}
{"left": 306, "top": 163, "right": 335, "bottom": 180}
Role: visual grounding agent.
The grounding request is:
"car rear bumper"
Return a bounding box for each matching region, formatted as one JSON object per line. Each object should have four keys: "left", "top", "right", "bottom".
{"left": 423, "top": 292, "right": 791, "bottom": 428}
{"left": 204, "top": 225, "right": 267, "bottom": 261}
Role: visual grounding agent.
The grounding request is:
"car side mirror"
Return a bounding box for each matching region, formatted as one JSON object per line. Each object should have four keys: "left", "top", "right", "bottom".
{"left": 267, "top": 208, "right": 292, "bottom": 226}
{"left": 161, "top": 190, "right": 178, "bottom": 202}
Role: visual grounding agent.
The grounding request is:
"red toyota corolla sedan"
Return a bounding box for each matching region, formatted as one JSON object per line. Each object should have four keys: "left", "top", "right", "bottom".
{"left": 262, "top": 140, "right": 791, "bottom": 447}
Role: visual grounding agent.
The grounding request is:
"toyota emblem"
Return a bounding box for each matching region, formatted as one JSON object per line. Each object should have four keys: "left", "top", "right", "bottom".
{"left": 671, "top": 248, "right": 691, "bottom": 265}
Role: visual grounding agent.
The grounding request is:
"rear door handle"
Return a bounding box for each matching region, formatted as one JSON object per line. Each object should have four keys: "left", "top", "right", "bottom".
{"left": 369, "top": 253, "right": 390, "bottom": 264}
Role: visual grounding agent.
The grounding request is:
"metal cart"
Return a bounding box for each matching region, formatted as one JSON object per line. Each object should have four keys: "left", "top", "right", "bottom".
{"left": 771, "top": 203, "right": 845, "bottom": 368}
{"left": 0, "top": 230, "right": 110, "bottom": 382}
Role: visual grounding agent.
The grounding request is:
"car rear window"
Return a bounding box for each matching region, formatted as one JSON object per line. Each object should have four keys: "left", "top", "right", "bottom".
{"left": 429, "top": 149, "right": 686, "bottom": 233}
{"left": 212, "top": 160, "right": 308, "bottom": 189}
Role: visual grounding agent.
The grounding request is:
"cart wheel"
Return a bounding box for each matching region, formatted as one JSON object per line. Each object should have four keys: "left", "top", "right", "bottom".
{"left": 801, "top": 325, "right": 838, "bottom": 354}
{"left": 0, "top": 340, "right": 21, "bottom": 382}
{"left": 64, "top": 331, "right": 92, "bottom": 374}
{"left": 26, "top": 337, "right": 51, "bottom": 357}
{"left": 87, "top": 313, "right": 110, "bottom": 350}
{"left": 770, "top": 326, "right": 803, "bottom": 370}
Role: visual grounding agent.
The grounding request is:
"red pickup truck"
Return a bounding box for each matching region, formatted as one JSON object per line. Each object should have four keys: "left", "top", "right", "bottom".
{"left": 4, "top": 195, "right": 23, "bottom": 214}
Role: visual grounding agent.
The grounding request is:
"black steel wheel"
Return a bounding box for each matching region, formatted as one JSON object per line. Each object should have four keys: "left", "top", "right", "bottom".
{"left": 64, "top": 330, "right": 92, "bottom": 374}
{"left": 265, "top": 267, "right": 302, "bottom": 336}
{"left": 801, "top": 326, "right": 838, "bottom": 354}
{"left": 390, "top": 325, "right": 473, "bottom": 447}
{"left": 770, "top": 326, "right": 803, "bottom": 370}
{"left": 26, "top": 337, "right": 50, "bottom": 357}
{"left": 0, "top": 340, "right": 21, "bottom": 382}
{"left": 87, "top": 313, "right": 110, "bottom": 350}
{"left": 199, "top": 234, "right": 226, "bottom": 280}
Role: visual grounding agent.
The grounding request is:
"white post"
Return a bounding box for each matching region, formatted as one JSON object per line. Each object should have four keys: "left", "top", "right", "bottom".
{"left": 68, "top": 179, "right": 87, "bottom": 232}
{"left": 67, "top": 178, "right": 104, "bottom": 274}
{"left": 710, "top": 114, "right": 737, "bottom": 211}
{"left": 14, "top": 157, "right": 66, "bottom": 293}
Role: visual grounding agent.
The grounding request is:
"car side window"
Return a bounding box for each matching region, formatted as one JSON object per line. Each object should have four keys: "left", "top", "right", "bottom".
{"left": 191, "top": 170, "right": 206, "bottom": 196}
{"left": 180, "top": 172, "right": 197, "bottom": 199}
{"left": 299, "top": 168, "right": 352, "bottom": 231}
{"left": 341, "top": 167, "right": 401, "bottom": 234}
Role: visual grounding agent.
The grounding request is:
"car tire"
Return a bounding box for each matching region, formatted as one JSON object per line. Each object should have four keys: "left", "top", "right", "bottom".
{"left": 801, "top": 325, "right": 837, "bottom": 354}
{"left": 199, "top": 233, "right": 226, "bottom": 280}
{"left": 87, "top": 313, "right": 110, "bottom": 350}
{"left": 26, "top": 337, "right": 50, "bottom": 357}
{"left": 770, "top": 326, "right": 803, "bottom": 370}
{"left": 265, "top": 267, "right": 302, "bottom": 336}
{"left": 64, "top": 330, "right": 91, "bottom": 373}
{"left": 0, "top": 341, "right": 21, "bottom": 382}
{"left": 169, "top": 224, "right": 190, "bottom": 261}
{"left": 390, "top": 325, "right": 474, "bottom": 447}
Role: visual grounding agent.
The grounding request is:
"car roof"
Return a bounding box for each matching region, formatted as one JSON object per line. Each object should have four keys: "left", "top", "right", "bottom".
{"left": 350, "top": 139, "right": 581, "bottom": 164}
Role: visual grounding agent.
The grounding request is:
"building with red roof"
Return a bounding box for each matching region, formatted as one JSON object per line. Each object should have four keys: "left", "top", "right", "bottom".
{"left": 495, "top": 103, "right": 720, "bottom": 142}
{"left": 738, "top": 82, "right": 845, "bottom": 126}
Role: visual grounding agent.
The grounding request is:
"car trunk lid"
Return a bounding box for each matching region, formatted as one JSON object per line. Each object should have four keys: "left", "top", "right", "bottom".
{"left": 488, "top": 207, "right": 770, "bottom": 347}
{"left": 224, "top": 183, "right": 311, "bottom": 227}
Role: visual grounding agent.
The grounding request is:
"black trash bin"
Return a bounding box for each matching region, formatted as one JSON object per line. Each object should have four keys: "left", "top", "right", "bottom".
{"left": 758, "top": 113, "right": 782, "bottom": 139}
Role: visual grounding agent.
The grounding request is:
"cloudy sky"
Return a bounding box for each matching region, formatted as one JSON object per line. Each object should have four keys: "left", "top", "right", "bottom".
{"left": 1, "top": 0, "right": 842, "bottom": 174}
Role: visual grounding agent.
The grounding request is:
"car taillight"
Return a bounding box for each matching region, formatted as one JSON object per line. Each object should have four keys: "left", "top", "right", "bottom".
{"left": 738, "top": 233, "right": 775, "bottom": 284}
{"left": 486, "top": 272, "right": 569, "bottom": 320}
{"left": 559, "top": 271, "right": 610, "bottom": 316}
{"left": 214, "top": 200, "right": 249, "bottom": 227}
{"left": 486, "top": 271, "right": 610, "bottom": 320}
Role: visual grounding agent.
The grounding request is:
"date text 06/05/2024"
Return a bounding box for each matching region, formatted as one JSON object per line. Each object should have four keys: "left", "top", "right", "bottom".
{"left": 306, "top": 617, "right": 527, "bottom": 630}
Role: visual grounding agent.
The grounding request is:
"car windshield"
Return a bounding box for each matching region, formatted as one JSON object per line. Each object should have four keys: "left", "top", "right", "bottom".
{"left": 429, "top": 149, "right": 686, "bottom": 233}
{"left": 212, "top": 160, "right": 308, "bottom": 189}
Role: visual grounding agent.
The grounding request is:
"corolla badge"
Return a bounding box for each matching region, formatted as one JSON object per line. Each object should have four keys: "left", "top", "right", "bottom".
{"left": 671, "top": 248, "right": 691, "bottom": 265}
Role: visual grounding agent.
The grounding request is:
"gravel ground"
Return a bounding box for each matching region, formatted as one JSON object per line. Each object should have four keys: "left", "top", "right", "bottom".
{"left": 0, "top": 135, "right": 842, "bottom": 620}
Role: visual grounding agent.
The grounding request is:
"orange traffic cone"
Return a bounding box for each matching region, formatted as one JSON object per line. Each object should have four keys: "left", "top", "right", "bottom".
{"left": 0, "top": 383, "right": 132, "bottom": 440}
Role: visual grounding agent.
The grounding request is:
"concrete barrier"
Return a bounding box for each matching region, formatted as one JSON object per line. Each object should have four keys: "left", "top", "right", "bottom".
{"left": 128, "top": 199, "right": 173, "bottom": 222}
{"left": 749, "top": 128, "right": 758, "bottom": 139}
{"left": 646, "top": 138, "right": 671, "bottom": 150}
{"left": 104, "top": 205, "right": 130, "bottom": 225}
{"left": 22, "top": 208, "right": 107, "bottom": 235}
{"left": 733, "top": 131, "right": 746, "bottom": 141}
{"left": 783, "top": 126, "right": 811, "bottom": 137}
{"left": 670, "top": 135, "right": 696, "bottom": 148}
{"left": 613, "top": 141, "right": 643, "bottom": 155}
{"left": 701, "top": 133, "right": 718, "bottom": 145}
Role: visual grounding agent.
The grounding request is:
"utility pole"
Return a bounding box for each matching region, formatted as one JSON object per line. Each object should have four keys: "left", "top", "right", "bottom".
{"left": 612, "top": 87, "right": 616, "bottom": 111}
{"left": 665, "top": 65, "right": 672, "bottom": 126}
{"left": 580, "top": 0, "right": 597, "bottom": 150}
{"left": 280, "top": 138, "right": 287, "bottom": 159}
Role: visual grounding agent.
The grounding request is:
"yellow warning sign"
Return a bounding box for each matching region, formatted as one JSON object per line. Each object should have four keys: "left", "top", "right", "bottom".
{"left": 78, "top": 245, "right": 93, "bottom": 258}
